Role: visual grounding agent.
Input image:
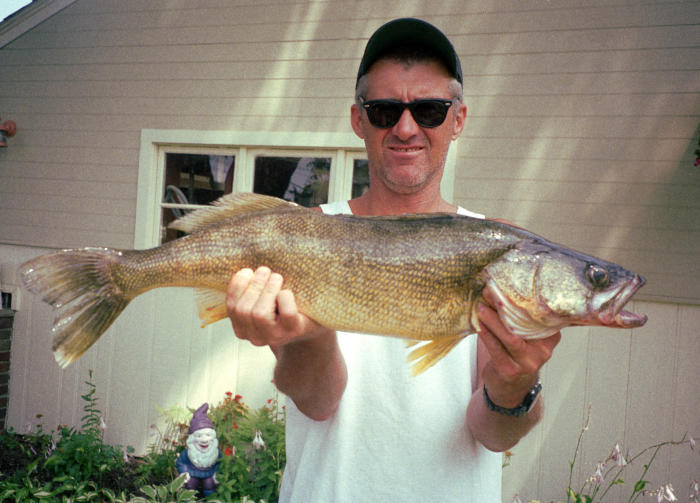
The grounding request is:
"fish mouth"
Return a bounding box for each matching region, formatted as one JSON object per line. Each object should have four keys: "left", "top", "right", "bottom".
{"left": 596, "top": 274, "right": 648, "bottom": 328}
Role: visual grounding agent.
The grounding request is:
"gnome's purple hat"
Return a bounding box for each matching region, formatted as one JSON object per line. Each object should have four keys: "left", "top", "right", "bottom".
{"left": 189, "top": 403, "right": 214, "bottom": 433}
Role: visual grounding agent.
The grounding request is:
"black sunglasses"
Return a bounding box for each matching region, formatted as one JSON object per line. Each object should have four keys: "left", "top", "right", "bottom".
{"left": 362, "top": 99, "right": 454, "bottom": 129}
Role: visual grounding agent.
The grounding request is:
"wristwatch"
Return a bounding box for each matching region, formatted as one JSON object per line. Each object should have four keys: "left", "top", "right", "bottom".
{"left": 483, "top": 377, "right": 542, "bottom": 417}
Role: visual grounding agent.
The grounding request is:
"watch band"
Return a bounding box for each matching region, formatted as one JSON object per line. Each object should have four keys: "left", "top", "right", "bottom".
{"left": 483, "top": 377, "right": 542, "bottom": 417}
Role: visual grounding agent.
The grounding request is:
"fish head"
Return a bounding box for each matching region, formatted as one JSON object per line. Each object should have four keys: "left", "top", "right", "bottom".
{"left": 481, "top": 240, "right": 648, "bottom": 339}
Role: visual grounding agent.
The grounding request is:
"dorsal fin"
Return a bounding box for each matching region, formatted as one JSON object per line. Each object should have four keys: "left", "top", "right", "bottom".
{"left": 169, "top": 193, "right": 300, "bottom": 234}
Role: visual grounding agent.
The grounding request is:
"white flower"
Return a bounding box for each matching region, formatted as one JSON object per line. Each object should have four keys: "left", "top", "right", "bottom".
{"left": 593, "top": 462, "right": 605, "bottom": 484}
{"left": 512, "top": 495, "right": 522, "bottom": 503}
{"left": 657, "top": 487, "right": 664, "bottom": 503}
{"left": 252, "top": 430, "right": 265, "bottom": 450}
{"left": 663, "top": 484, "right": 676, "bottom": 501}
{"left": 690, "top": 437, "right": 697, "bottom": 451}
{"left": 99, "top": 416, "right": 107, "bottom": 431}
{"left": 613, "top": 443, "right": 627, "bottom": 467}
{"left": 690, "top": 480, "right": 699, "bottom": 500}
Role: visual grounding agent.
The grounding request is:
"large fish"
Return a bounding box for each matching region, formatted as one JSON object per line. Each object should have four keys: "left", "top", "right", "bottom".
{"left": 21, "top": 193, "right": 647, "bottom": 374}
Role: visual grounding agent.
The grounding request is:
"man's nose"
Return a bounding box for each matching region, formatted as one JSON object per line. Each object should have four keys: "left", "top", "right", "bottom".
{"left": 392, "top": 108, "right": 420, "bottom": 138}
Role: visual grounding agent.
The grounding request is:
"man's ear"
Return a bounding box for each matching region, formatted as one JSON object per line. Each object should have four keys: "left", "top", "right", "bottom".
{"left": 350, "top": 104, "right": 365, "bottom": 139}
{"left": 451, "top": 102, "right": 467, "bottom": 141}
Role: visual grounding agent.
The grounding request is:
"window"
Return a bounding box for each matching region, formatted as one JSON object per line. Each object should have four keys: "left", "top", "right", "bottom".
{"left": 160, "top": 149, "right": 352, "bottom": 243}
{"left": 135, "top": 130, "right": 457, "bottom": 249}
{"left": 135, "top": 131, "right": 369, "bottom": 247}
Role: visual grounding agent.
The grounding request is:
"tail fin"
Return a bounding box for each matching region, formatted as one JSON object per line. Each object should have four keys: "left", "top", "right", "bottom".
{"left": 20, "top": 247, "right": 131, "bottom": 368}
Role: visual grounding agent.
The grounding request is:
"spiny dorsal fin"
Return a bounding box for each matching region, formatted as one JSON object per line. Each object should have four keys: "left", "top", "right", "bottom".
{"left": 169, "top": 193, "right": 300, "bottom": 234}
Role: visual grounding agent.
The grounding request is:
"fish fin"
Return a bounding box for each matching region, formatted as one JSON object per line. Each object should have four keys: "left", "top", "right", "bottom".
{"left": 194, "top": 288, "right": 229, "bottom": 327}
{"left": 406, "top": 335, "right": 466, "bottom": 376}
{"left": 20, "top": 248, "right": 131, "bottom": 368}
{"left": 405, "top": 340, "right": 422, "bottom": 348}
{"left": 470, "top": 301, "right": 482, "bottom": 333}
{"left": 170, "top": 193, "right": 300, "bottom": 234}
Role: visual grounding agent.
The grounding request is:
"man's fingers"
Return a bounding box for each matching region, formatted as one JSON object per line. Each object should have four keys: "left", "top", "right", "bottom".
{"left": 251, "top": 271, "right": 284, "bottom": 328}
{"left": 226, "top": 268, "right": 254, "bottom": 309}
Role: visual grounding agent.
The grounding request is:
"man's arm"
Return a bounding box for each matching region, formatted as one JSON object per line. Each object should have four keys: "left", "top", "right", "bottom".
{"left": 226, "top": 267, "right": 347, "bottom": 421}
{"left": 466, "top": 297, "right": 561, "bottom": 452}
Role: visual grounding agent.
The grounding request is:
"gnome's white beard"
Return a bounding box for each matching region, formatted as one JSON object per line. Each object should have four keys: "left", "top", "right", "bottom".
{"left": 186, "top": 435, "right": 220, "bottom": 469}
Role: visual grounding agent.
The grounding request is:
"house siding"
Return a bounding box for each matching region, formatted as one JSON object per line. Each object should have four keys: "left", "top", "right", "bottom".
{"left": 1, "top": 1, "right": 698, "bottom": 501}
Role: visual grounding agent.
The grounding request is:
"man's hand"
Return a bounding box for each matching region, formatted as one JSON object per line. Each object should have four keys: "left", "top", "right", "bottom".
{"left": 466, "top": 287, "right": 561, "bottom": 452}
{"left": 226, "top": 266, "right": 347, "bottom": 421}
{"left": 226, "top": 266, "right": 326, "bottom": 350}
{"left": 475, "top": 292, "right": 560, "bottom": 408}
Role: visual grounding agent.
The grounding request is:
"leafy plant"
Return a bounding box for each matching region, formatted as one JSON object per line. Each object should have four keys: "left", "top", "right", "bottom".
{"left": 44, "top": 370, "right": 129, "bottom": 484}
{"left": 1, "top": 381, "right": 285, "bottom": 502}
{"left": 172, "top": 391, "right": 286, "bottom": 502}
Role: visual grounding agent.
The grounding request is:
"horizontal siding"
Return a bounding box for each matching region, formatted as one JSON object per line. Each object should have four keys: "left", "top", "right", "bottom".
{"left": 1, "top": 2, "right": 699, "bottom": 503}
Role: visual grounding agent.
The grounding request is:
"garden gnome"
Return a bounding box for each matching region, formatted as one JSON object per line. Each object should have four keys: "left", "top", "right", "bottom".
{"left": 176, "top": 403, "right": 222, "bottom": 496}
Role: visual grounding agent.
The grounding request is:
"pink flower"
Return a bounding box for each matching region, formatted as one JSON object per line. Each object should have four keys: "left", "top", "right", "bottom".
{"left": 593, "top": 462, "right": 605, "bottom": 484}
{"left": 612, "top": 443, "right": 627, "bottom": 467}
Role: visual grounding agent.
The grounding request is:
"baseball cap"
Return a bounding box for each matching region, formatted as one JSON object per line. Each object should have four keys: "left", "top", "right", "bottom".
{"left": 356, "top": 18, "right": 463, "bottom": 88}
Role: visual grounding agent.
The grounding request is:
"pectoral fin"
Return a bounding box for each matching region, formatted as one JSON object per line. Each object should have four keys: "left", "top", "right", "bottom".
{"left": 194, "top": 288, "right": 229, "bottom": 327}
{"left": 406, "top": 335, "right": 466, "bottom": 376}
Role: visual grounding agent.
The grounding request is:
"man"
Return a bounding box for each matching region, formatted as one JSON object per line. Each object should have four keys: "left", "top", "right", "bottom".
{"left": 226, "top": 18, "right": 561, "bottom": 502}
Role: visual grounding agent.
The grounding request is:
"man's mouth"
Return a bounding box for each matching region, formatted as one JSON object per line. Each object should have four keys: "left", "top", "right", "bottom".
{"left": 390, "top": 147, "right": 423, "bottom": 152}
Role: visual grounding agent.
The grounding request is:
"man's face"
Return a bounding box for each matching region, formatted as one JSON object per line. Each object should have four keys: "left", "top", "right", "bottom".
{"left": 351, "top": 59, "right": 467, "bottom": 195}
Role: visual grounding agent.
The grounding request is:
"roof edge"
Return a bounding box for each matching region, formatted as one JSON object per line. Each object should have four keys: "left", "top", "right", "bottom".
{"left": 0, "top": 0, "right": 78, "bottom": 49}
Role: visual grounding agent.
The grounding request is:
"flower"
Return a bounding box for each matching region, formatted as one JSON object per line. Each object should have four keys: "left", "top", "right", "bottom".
{"left": 593, "top": 462, "right": 605, "bottom": 484}
{"left": 663, "top": 484, "right": 676, "bottom": 501}
{"left": 225, "top": 391, "right": 232, "bottom": 397}
{"left": 224, "top": 446, "right": 236, "bottom": 457}
{"left": 513, "top": 495, "right": 522, "bottom": 503}
{"left": 99, "top": 416, "right": 107, "bottom": 431}
{"left": 612, "top": 442, "right": 627, "bottom": 467}
{"left": 690, "top": 437, "right": 697, "bottom": 451}
{"left": 252, "top": 430, "right": 266, "bottom": 450}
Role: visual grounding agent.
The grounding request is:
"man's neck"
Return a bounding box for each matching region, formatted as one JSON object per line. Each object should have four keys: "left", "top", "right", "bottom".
{"left": 348, "top": 187, "right": 457, "bottom": 216}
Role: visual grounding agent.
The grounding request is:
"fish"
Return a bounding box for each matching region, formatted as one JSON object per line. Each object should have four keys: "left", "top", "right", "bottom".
{"left": 20, "top": 193, "right": 648, "bottom": 375}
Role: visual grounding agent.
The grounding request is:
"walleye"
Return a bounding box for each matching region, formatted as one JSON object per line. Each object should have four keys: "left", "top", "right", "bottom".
{"left": 21, "top": 193, "right": 647, "bottom": 374}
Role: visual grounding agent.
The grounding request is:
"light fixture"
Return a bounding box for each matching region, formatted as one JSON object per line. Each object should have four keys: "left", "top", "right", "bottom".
{"left": 0, "top": 117, "right": 17, "bottom": 147}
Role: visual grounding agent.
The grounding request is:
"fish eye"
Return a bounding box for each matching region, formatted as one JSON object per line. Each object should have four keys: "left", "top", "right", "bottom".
{"left": 586, "top": 264, "right": 610, "bottom": 287}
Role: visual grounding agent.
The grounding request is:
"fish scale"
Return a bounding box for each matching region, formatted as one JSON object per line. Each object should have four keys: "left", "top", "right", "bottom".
{"left": 20, "top": 192, "right": 647, "bottom": 374}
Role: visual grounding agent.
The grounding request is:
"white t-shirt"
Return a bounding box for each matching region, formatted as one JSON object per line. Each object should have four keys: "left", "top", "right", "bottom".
{"left": 279, "top": 200, "right": 502, "bottom": 503}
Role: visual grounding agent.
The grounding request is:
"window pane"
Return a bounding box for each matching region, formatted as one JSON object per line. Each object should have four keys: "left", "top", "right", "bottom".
{"left": 161, "top": 153, "right": 235, "bottom": 242}
{"left": 352, "top": 159, "right": 370, "bottom": 199}
{"left": 253, "top": 156, "right": 331, "bottom": 207}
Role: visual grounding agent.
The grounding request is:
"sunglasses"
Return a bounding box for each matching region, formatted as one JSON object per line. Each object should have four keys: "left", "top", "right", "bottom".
{"left": 362, "top": 99, "right": 454, "bottom": 129}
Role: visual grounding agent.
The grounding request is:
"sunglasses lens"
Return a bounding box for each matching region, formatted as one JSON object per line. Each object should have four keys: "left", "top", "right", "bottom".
{"left": 366, "top": 103, "right": 404, "bottom": 128}
{"left": 364, "top": 100, "right": 451, "bottom": 128}
{"left": 412, "top": 101, "right": 449, "bottom": 127}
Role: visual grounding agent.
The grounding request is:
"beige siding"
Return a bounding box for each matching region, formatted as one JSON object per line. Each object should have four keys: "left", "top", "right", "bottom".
{"left": 503, "top": 301, "right": 700, "bottom": 503}
{"left": 1, "top": 1, "right": 699, "bottom": 501}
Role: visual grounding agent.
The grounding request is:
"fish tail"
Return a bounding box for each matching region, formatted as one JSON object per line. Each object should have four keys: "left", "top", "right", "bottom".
{"left": 21, "top": 248, "right": 131, "bottom": 367}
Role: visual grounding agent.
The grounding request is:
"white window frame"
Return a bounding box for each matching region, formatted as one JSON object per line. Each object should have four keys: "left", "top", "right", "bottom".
{"left": 135, "top": 129, "right": 458, "bottom": 249}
